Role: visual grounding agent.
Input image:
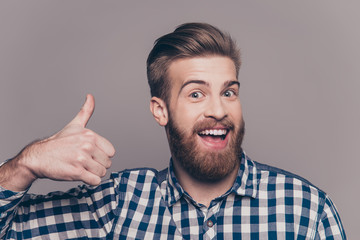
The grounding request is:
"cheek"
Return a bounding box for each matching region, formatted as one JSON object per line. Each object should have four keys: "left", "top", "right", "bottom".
{"left": 229, "top": 103, "right": 243, "bottom": 122}
{"left": 172, "top": 104, "right": 202, "bottom": 129}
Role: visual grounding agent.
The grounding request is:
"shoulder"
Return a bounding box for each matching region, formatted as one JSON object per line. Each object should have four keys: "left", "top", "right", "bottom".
{"left": 111, "top": 167, "right": 167, "bottom": 183}
{"left": 250, "top": 158, "right": 328, "bottom": 202}
{"left": 110, "top": 167, "right": 167, "bottom": 193}
{"left": 253, "top": 160, "right": 316, "bottom": 187}
{"left": 109, "top": 167, "right": 168, "bottom": 209}
{"left": 246, "top": 157, "right": 346, "bottom": 238}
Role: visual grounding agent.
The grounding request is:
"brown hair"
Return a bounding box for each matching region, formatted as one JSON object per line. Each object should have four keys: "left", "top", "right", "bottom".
{"left": 146, "top": 22, "right": 241, "bottom": 105}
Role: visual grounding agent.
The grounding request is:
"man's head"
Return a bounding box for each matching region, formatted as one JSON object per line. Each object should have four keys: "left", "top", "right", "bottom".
{"left": 148, "top": 23, "right": 244, "bottom": 182}
{"left": 147, "top": 22, "right": 241, "bottom": 106}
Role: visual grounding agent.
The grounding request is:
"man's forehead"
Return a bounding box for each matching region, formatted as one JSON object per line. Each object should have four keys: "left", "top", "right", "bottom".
{"left": 168, "top": 56, "right": 238, "bottom": 87}
{"left": 170, "top": 55, "right": 235, "bottom": 68}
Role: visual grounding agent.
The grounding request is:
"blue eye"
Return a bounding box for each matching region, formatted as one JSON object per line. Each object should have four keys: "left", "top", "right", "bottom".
{"left": 190, "top": 92, "right": 203, "bottom": 98}
{"left": 223, "top": 90, "right": 235, "bottom": 97}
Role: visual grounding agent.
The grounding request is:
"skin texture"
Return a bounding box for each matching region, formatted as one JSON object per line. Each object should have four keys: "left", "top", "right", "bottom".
{"left": 0, "top": 94, "right": 115, "bottom": 192}
{"left": 150, "top": 56, "right": 244, "bottom": 206}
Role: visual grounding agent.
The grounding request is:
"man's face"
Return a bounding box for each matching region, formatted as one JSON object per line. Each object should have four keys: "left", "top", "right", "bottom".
{"left": 166, "top": 56, "right": 245, "bottom": 182}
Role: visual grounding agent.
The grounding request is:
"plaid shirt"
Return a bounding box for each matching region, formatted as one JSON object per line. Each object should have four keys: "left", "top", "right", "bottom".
{"left": 0, "top": 153, "right": 346, "bottom": 239}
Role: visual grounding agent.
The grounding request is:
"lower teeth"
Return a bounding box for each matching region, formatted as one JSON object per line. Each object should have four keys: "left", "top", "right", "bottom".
{"left": 198, "top": 134, "right": 226, "bottom": 140}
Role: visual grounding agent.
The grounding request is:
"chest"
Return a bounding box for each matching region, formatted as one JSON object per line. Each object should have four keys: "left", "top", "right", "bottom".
{"left": 110, "top": 192, "right": 318, "bottom": 240}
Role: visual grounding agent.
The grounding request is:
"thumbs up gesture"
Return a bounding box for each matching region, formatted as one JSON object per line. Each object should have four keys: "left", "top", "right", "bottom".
{"left": 0, "top": 94, "right": 115, "bottom": 191}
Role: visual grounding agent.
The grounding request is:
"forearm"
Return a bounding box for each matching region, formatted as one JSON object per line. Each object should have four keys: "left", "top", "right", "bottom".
{"left": 0, "top": 143, "right": 38, "bottom": 192}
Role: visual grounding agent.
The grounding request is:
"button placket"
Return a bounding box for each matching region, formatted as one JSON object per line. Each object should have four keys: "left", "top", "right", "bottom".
{"left": 203, "top": 200, "right": 222, "bottom": 239}
{"left": 203, "top": 216, "right": 216, "bottom": 240}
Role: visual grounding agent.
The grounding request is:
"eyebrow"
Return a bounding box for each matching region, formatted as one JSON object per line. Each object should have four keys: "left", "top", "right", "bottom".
{"left": 223, "top": 80, "right": 240, "bottom": 88}
{"left": 180, "top": 80, "right": 209, "bottom": 92}
{"left": 180, "top": 79, "right": 240, "bottom": 92}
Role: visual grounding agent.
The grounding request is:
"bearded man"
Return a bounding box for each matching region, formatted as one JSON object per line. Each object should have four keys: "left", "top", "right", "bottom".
{"left": 0, "top": 23, "right": 346, "bottom": 239}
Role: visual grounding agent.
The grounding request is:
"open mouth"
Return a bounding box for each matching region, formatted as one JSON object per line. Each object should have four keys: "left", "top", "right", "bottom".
{"left": 198, "top": 128, "right": 228, "bottom": 141}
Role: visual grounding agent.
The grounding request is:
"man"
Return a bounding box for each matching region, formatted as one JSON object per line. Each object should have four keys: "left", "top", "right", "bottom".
{"left": 0, "top": 23, "right": 346, "bottom": 239}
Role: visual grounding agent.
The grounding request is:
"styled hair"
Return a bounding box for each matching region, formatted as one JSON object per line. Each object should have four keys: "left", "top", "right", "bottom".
{"left": 146, "top": 22, "right": 241, "bottom": 104}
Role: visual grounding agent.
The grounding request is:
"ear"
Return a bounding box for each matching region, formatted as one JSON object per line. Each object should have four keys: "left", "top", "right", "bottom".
{"left": 150, "top": 97, "right": 168, "bottom": 126}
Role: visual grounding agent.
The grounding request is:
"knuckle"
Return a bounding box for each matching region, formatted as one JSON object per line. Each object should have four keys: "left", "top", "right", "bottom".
{"left": 83, "top": 129, "right": 96, "bottom": 138}
{"left": 75, "top": 154, "right": 87, "bottom": 165}
{"left": 78, "top": 129, "right": 95, "bottom": 142}
{"left": 80, "top": 131, "right": 93, "bottom": 141}
{"left": 81, "top": 142, "right": 94, "bottom": 152}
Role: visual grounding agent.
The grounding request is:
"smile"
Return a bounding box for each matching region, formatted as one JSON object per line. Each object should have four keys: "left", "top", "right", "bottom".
{"left": 197, "top": 127, "right": 229, "bottom": 150}
{"left": 198, "top": 129, "right": 228, "bottom": 140}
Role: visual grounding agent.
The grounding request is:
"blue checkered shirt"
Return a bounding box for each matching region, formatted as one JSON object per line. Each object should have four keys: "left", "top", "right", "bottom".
{"left": 0, "top": 153, "right": 346, "bottom": 239}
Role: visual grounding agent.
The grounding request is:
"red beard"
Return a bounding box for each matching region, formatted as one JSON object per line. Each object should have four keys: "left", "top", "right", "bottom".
{"left": 167, "top": 116, "right": 245, "bottom": 182}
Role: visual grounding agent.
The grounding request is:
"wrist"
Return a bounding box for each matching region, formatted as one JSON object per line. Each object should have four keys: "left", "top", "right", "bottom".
{"left": 0, "top": 143, "right": 40, "bottom": 191}
{"left": 16, "top": 147, "right": 39, "bottom": 182}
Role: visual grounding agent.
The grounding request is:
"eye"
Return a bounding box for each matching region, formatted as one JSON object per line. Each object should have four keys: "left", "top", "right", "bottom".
{"left": 223, "top": 89, "right": 237, "bottom": 97}
{"left": 190, "top": 91, "right": 204, "bottom": 99}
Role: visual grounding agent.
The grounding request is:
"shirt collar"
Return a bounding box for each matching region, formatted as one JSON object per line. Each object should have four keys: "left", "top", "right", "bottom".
{"left": 165, "top": 160, "right": 186, "bottom": 206}
{"left": 165, "top": 151, "right": 258, "bottom": 207}
{"left": 231, "top": 152, "right": 258, "bottom": 198}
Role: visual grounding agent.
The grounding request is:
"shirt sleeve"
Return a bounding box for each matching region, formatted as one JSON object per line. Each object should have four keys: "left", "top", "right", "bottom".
{"left": 0, "top": 173, "right": 121, "bottom": 239}
{"left": 0, "top": 186, "right": 27, "bottom": 239}
{"left": 316, "top": 195, "right": 346, "bottom": 239}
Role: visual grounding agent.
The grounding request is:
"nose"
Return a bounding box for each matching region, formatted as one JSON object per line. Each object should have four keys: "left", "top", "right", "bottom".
{"left": 204, "top": 96, "right": 227, "bottom": 120}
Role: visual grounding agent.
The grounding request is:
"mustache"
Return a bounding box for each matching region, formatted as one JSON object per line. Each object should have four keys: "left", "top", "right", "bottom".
{"left": 192, "top": 118, "right": 235, "bottom": 134}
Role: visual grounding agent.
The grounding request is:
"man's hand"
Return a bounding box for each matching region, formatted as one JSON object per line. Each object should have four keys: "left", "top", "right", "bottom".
{"left": 0, "top": 94, "right": 115, "bottom": 191}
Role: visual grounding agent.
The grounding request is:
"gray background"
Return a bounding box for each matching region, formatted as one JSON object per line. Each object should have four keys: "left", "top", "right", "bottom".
{"left": 0, "top": 1, "right": 358, "bottom": 238}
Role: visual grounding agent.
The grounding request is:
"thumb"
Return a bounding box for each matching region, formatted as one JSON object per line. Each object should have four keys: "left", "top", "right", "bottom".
{"left": 68, "top": 94, "right": 95, "bottom": 127}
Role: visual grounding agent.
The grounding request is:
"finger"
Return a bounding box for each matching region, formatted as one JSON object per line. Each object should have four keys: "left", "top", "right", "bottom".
{"left": 95, "top": 134, "right": 116, "bottom": 157}
{"left": 68, "top": 94, "right": 95, "bottom": 127}
{"left": 84, "top": 157, "right": 107, "bottom": 178}
{"left": 80, "top": 170, "right": 102, "bottom": 186}
{"left": 92, "top": 147, "right": 112, "bottom": 169}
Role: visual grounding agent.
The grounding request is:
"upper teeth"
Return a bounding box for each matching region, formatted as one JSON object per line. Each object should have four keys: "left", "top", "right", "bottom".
{"left": 199, "top": 129, "right": 227, "bottom": 136}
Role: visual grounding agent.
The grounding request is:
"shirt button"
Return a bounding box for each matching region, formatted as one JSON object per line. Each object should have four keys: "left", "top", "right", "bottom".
{"left": 207, "top": 220, "right": 214, "bottom": 228}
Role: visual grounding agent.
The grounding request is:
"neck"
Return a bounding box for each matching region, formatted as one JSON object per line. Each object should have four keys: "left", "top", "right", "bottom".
{"left": 172, "top": 159, "right": 240, "bottom": 207}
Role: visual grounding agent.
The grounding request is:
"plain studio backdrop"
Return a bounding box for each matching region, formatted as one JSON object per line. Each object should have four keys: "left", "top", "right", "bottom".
{"left": 0, "top": 1, "right": 358, "bottom": 238}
